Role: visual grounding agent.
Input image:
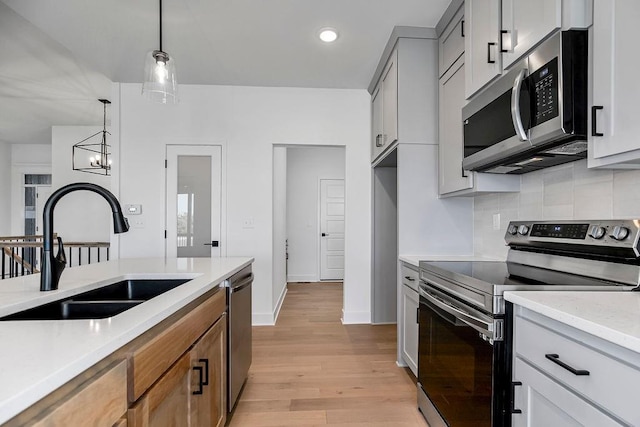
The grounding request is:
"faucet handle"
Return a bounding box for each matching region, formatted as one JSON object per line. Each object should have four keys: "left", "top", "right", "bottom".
{"left": 55, "top": 236, "right": 67, "bottom": 265}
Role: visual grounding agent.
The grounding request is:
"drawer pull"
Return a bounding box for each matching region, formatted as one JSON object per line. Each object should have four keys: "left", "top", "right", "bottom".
{"left": 545, "top": 353, "right": 590, "bottom": 376}
{"left": 404, "top": 276, "right": 415, "bottom": 281}
{"left": 192, "top": 366, "right": 204, "bottom": 395}
{"left": 511, "top": 381, "right": 522, "bottom": 414}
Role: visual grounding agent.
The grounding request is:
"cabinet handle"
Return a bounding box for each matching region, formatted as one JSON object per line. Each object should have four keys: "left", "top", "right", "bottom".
{"left": 545, "top": 353, "right": 590, "bottom": 376}
{"left": 404, "top": 276, "right": 415, "bottom": 281}
{"left": 487, "top": 42, "right": 497, "bottom": 64}
{"left": 199, "top": 358, "right": 209, "bottom": 385}
{"left": 511, "top": 381, "right": 522, "bottom": 414}
{"left": 592, "top": 106, "right": 604, "bottom": 137}
{"left": 416, "top": 307, "right": 419, "bottom": 323}
{"left": 500, "top": 30, "right": 509, "bottom": 53}
{"left": 375, "top": 134, "right": 384, "bottom": 147}
{"left": 192, "top": 366, "right": 204, "bottom": 395}
{"left": 461, "top": 20, "right": 465, "bottom": 37}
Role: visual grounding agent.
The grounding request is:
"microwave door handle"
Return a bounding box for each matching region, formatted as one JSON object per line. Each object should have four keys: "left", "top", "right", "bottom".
{"left": 511, "top": 68, "right": 528, "bottom": 141}
{"left": 419, "top": 287, "right": 493, "bottom": 338}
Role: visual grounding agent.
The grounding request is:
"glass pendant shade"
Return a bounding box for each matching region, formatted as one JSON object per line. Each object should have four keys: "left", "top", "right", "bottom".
{"left": 142, "top": 49, "right": 178, "bottom": 104}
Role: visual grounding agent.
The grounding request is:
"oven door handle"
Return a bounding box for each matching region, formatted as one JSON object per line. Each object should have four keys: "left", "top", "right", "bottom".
{"left": 419, "top": 288, "right": 494, "bottom": 339}
{"left": 511, "top": 68, "right": 529, "bottom": 142}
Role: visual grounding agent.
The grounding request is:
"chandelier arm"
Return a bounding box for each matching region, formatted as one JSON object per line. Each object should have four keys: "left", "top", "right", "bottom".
{"left": 159, "top": 0, "right": 163, "bottom": 53}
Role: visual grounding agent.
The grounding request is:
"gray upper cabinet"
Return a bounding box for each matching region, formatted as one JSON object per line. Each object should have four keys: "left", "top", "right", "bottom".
{"left": 371, "top": 49, "right": 398, "bottom": 162}
{"left": 370, "top": 31, "right": 439, "bottom": 164}
{"left": 588, "top": 0, "right": 640, "bottom": 168}
{"left": 439, "top": 56, "right": 472, "bottom": 194}
{"left": 439, "top": 5, "right": 465, "bottom": 78}
{"left": 464, "top": 0, "right": 502, "bottom": 98}
{"left": 438, "top": 4, "right": 519, "bottom": 197}
{"left": 501, "top": 0, "right": 591, "bottom": 69}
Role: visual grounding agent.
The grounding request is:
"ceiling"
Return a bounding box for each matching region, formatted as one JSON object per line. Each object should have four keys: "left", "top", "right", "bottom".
{"left": 0, "top": 0, "right": 450, "bottom": 145}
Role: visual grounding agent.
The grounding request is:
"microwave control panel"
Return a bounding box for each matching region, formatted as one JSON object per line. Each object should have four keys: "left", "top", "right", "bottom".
{"left": 530, "top": 57, "right": 559, "bottom": 127}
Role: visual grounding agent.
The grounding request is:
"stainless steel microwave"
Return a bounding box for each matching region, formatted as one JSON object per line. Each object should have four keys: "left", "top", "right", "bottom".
{"left": 462, "top": 30, "right": 588, "bottom": 174}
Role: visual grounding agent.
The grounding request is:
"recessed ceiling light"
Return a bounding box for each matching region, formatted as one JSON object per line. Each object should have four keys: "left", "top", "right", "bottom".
{"left": 319, "top": 28, "right": 339, "bottom": 43}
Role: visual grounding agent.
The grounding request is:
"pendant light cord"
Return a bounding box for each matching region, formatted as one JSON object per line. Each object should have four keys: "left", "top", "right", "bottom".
{"left": 159, "top": 0, "right": 163, "bottom": 52}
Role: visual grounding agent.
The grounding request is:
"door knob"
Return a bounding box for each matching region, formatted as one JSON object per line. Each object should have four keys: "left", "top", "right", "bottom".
{"left": 203, "top": 241, "right": 219, "bottom": 247}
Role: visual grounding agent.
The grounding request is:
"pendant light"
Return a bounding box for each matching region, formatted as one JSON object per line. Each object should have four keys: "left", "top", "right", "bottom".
{"left": 72, "top": 99, "right": 112, "bottom": 176}
{"left": 142, "top": 0, "right": 178, "bottom": 104}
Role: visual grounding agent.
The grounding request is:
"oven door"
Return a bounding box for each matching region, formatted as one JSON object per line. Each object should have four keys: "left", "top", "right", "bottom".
{"left": 417, "top": 283, "right": 510, "bottom": 427}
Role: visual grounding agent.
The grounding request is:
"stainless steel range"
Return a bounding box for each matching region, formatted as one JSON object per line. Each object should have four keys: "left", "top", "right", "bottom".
{"left": 417, "top": 220, "right": 640, "bottom": 427}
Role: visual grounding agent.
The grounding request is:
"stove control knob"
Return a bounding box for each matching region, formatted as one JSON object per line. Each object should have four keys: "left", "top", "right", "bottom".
{"left": 517, "top": 225, "right": 530, "bottom": 236}
{"left": 588, "top": 226, "right": 606, "bottom": 240}
{"left": 507, "top": 224, "right": 518, "bottom": 235}
{"left": 610, "top": 226, "right": 630, "bottom": 241}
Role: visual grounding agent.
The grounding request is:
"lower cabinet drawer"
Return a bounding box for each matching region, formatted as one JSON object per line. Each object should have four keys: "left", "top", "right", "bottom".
{"left": 401, "top": 264, "right": 419, "bottom": 291}
{"left": 513, "top": 357, "right": 621, "bottom": 427}
{"left": 515, "top": 314, "right": 640, "bottom": 425}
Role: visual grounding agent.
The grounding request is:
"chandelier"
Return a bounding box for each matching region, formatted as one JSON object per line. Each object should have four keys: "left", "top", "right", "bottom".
{"left": 72, "top": 99, "right": 112, "bottom": 176}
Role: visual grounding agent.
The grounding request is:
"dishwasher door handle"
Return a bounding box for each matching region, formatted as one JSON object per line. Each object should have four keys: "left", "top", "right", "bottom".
{"left": 230, "top": 273, "right": 253, "bottom": 293}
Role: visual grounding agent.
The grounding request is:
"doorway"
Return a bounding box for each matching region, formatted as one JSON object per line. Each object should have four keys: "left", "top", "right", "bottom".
{"left": 284, "top": 146, "right": 345, "bottom": 283}
{"left": 165, "top": 145, "right": 222, "bottom": 258}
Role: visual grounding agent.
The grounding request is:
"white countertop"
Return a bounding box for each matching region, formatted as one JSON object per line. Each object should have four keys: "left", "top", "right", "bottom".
{"left": 505, "top": 291, "right": 640, "bottom": 354}
{"left": 399, "top": 254, "right": 504, "bottom": 268}
{"left": 0, "top": 257, "right": 253, "bottom": 425}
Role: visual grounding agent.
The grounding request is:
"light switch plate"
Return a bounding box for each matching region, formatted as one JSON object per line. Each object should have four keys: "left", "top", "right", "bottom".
{"left": 125, "top": 204, "right": 142, "bottom": 215}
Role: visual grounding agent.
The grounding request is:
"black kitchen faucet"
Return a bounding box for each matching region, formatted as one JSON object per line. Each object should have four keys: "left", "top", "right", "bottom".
{"left": 40, "top": 183, "right": 129, "bottom": 291}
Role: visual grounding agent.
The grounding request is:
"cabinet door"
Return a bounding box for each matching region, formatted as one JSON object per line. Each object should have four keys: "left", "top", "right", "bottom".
{"left": 381, "top": 51, "right": 398, "bottom": 147}
{"left": 439, "top": 6, "right": 465, "bottom": 77}
{"left": 465, "top": 0, "right": 502, "bottom": 98}
{"left": 591, "top": 0, "right": 640, "bottom": 160}
{"left": 12, "top": 361, "right": 127, "bottom": 427}
{"left": 191, "top": 315, "right": 227, "bottom": 427}
{"left": 439, "top": 57, "right": 472, "bottom": 195}
{"left": 502, "top": 0, "right": 560, "bottom": 69}
{"left": 401, "top": 285, "right": 419, "bottom": 376}
{"left": 128, "top": 353, "right": 191, "bottom": 427}
{"left": 512, "top": 357, "right": 622, "bottom": 427}
{"left": 371, "top": 84, "right": 384, "bottom": 161}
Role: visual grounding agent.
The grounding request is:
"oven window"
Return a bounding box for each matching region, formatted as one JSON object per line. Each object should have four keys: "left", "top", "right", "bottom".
{"left": 418, "top": 297, "right": 494, "bottom": 427}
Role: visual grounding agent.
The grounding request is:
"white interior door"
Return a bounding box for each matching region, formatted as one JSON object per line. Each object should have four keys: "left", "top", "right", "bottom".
{"left": 320, "top": 179, "right": 345, "bottom": 280}
{"left": 35, "top": 186, "right": 53, "bottom": 235}
{"left": 166, "top": 145, "right": 222, "bottom": 258}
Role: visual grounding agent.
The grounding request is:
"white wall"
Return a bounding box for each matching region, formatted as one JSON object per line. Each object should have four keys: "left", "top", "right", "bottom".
{"left": 0, "top": 142, "right": 11, "bottom": 236}
{"left": 51, "top": 126, "right": 111, "bottom": 242}
{"left": 113, "top": 83, "right": 371, "bottom": 325}
{"left": 474, "top": 160, "right": 640, "bottom": 259}
{"left": 272, "top": 146, "right": 287, "bottom": 321}
{"left": 286, "top": 146, "right": 345, "bottom": 282}
{"left": 10, "top": 144, "right": 51, "bottom": 235}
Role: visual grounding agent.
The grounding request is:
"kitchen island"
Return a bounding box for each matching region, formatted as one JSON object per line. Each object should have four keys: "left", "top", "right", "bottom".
{"left": 0, "top": 257, "right": 253, "bottom": 425}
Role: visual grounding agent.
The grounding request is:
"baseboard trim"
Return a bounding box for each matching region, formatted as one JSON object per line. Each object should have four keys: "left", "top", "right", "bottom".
{"left": 341, "top": 310, "right": 371, "bottom": 324}
{"left": 273, "top": 284, "right": 287, "bottom": 324}
{"left": 252, "top": 313, "right": 275, "bottom": 326}
{"left": 287, "top": 274, "right": 317, "bottom": 283}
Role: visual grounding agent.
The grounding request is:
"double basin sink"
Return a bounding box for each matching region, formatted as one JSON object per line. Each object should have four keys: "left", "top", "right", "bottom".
{"left": 0, "top": 279, "right": 192, "bottom": 321}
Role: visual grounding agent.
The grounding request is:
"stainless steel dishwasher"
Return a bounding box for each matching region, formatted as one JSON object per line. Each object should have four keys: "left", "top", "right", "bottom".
{"left": 225, "top": 265, "right": 253, "bottom": 412}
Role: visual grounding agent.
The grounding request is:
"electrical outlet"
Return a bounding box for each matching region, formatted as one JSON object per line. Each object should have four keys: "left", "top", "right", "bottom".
{"left": 242, "top": 218, "right": 255, "bottom": 229}
{"left": 131, "top": 219, "right": 145, "bottom": 229}
{"left": 493, "top": 213, "right": 501, "bottom": 230}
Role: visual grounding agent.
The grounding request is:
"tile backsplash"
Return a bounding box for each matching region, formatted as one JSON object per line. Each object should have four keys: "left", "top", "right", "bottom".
{"left": 474, "top": 159, "right": 640, "bottom": 259}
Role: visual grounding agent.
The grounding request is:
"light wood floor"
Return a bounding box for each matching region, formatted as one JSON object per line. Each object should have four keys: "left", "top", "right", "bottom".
{"left": 228, "top": 282, "right": 428, "bottom": 426}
